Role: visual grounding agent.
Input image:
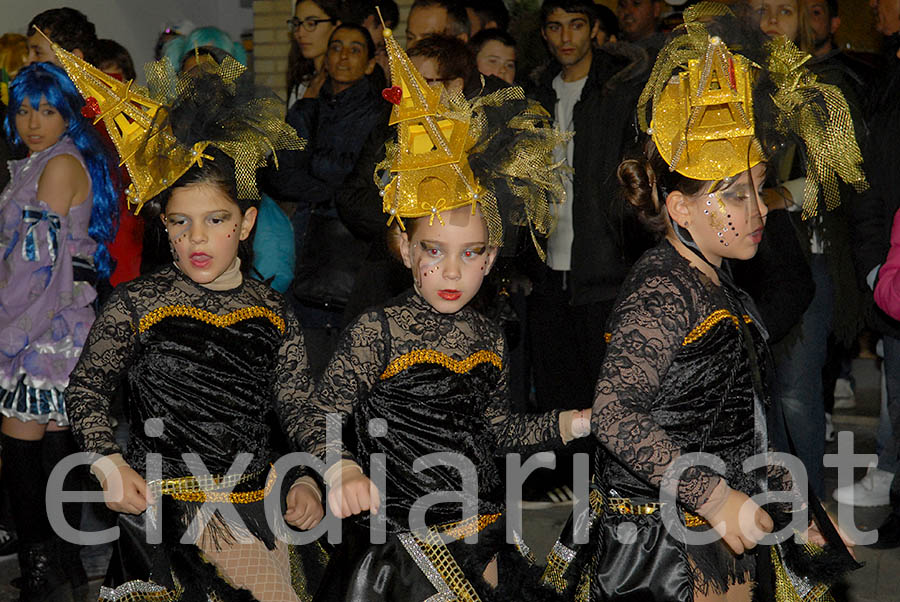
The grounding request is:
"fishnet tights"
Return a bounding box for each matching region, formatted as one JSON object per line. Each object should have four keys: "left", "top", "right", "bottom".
{"left": 199, "top": 535, "right": 300, "bottom": 602}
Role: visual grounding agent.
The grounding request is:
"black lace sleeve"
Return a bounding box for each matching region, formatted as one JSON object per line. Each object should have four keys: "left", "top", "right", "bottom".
{"left": 591, "top": 272, "right": 722, "bottom": 512}
{"left": 273, "top": 299, "right": 313, "bottom": 451}
{"left": 65, "top": 287, "right": 137, "bottom": 457}
{"left": 485, "top": 334, "right": 563, "bottom": 453}
{"left": 302, "top": 311, "right": 387, "bottom": 461}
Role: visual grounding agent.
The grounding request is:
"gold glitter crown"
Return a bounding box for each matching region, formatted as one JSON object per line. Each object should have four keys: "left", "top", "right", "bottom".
{"left": 40, "top": 29, "right": 304, "bottom": 214}
{"left": 648, "top": 35, "right": 764, "bottom": 182}
{"left": 377, "top": 26, "right": 483, "bottom": 229}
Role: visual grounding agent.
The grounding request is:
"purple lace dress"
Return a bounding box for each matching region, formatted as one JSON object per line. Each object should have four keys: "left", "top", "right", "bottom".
{"left": 0, "top": 137, "right": 96, "bottom": 425}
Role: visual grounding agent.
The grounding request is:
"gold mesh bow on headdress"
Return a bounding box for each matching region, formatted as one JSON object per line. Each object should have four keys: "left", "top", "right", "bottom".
{"left": 39, "top": 29, "right": 304, "bottom": 214}
{"left": 638, "top": 3, "right": 866, "bottom": 218}
{"left": 375, "top": 25, "right": 567, "bottom": 253}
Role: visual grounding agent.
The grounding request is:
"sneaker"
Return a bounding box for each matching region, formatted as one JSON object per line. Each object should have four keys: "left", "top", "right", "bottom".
{"left": 833, "top": 378, "right": 856, "bottom": 409}
{"left": 825, "top": 412, "right": 836, "bottom": 442}
{"left": 832, "top": 463, "right": 893, "bottom": 507}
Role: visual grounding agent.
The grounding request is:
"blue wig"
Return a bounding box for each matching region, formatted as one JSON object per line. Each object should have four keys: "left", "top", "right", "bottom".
{"left": 163, "top": 27, "right": 248, "bottom": 70}
{"left": 4, "top": 62, "right": 119, "bottom": 280}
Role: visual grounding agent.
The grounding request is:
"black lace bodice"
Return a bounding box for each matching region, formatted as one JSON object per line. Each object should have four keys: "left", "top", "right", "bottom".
{"left": 592, "top": 242, "right": 776, "bottom": 511}
{"left": 302, "top": 289, "right": 563, "bottom": 530}
{"left": 65, "top": 265, "right": 312, "bottom": 477}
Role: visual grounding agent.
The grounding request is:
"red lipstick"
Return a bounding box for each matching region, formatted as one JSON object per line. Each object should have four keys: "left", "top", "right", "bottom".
{"left": 438, "top": 290, "right": 461, "bottom": 301}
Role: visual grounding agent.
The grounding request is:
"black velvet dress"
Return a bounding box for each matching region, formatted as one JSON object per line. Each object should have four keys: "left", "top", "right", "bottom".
{"left": 65, "top": 265, "right": 320, "bottom": 602}
{"left": 301, "top": 290, "right": 565, "bottom": 601}
{"left": 540, "top": 242, "right": 794, "bottom": 602}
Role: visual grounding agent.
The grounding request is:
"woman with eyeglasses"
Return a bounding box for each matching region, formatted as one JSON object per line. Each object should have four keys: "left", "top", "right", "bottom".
{"left": 286, "top": 0, "right": 341, "bottom": 108}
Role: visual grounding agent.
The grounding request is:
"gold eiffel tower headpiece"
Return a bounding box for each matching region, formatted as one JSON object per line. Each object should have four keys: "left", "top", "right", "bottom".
{"left": 375, "top": 23, "right": 568, "bottom": 252}
{"left": 638, "top": 3, "right": 867, "bottom": 217}
{"left": 649, "top": 35, "right": 763, "bottom": 182}
{"left": 377, "top": 25, "right": 482, "bottom": 229}
{"left": 38, "top": 28, "right": 304, "bottom": 214}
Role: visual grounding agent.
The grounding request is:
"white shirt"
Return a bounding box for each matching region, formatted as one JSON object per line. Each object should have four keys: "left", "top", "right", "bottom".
{"left": 287, "top": 81, "right": 310, "bottom": 110}
{"left": 547, "top": 73, "right": 587, "bottom": 272}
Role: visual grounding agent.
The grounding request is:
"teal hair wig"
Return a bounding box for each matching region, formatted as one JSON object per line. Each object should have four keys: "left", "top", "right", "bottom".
{"left": 163, "top": 26, "right": 248, "bottom": 70}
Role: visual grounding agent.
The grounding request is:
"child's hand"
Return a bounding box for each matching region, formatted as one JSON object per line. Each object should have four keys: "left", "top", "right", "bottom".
{"left": 560, "top": 409, "right": 592, "bottom": 443}
{"left": 325, "top": 461, "right": 381, "bottom": 518}
{"left": 803, "top": 511, "right": 856, "bottom": 559}
{"left": 102, "top": 464, "right": 152, "bottom": 515}
{"left": 697, "top": 481, "right": 773, "bottom": 555}
{"left": 284, "top": 478, "right": 324, "bottom": 530}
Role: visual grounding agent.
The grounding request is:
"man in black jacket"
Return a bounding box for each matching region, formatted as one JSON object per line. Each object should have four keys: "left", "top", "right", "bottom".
{"left": 527, "top": 0, "right": 647, "bottom": 418}
{"left": 849, "top": 0, "right": 900, "bottom": 548}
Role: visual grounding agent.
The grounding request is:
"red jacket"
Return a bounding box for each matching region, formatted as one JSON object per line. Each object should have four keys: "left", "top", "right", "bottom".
{"left": 874, "top": 207, "right": 900, "bottom": 321}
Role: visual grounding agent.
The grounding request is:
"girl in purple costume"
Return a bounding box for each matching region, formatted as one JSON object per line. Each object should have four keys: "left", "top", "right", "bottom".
{"left": 0, "top": 62, "right": 117, "bottom": 602}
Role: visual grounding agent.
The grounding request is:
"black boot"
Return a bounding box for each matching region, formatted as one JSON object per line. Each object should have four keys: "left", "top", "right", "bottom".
{"left": 2, "top": 435, "right": 72, "bottom": 602}
{"left": 16, "top": 541, "right": 73, "bottom": 602}
{"left": 41, "top": 431, "right": 88, "bottom": 602}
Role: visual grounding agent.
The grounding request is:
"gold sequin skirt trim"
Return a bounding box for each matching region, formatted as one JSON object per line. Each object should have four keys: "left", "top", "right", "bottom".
{"left": 771, "top": 545, "right": 835, "bottom": 602}
{"left": 99, "top": 580, "right": 180, "bottom": 602}
{"left": 395, "top": 515, "right": 499, "bottom": 602}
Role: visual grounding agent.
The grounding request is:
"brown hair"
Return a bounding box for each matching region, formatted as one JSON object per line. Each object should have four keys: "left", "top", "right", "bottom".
{"left": 617, "top": 142, "right": 707, "bottom": 240}
{"left": 407, "top": 35, "right": 476, "bottom": 81}
{"left": 286, "top": 0, "right": 342, "bottom": 100}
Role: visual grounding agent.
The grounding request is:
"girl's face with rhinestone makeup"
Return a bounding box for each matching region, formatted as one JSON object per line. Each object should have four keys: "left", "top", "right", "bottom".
{"left": 161, "top": 183, "right": 257, "bottom": 284}
{"left": 673, "top": 163, "right": 768, "bottom": 265}
{"left": 399, "top": 205, "right": 499, "bottom": 314}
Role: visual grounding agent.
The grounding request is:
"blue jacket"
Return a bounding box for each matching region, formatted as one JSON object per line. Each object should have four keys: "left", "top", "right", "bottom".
{"left": 251, "top": 194, "right": 295, "bottom": 293}
{"left": 261, "top": 76, "right": 385, "bottom": 215}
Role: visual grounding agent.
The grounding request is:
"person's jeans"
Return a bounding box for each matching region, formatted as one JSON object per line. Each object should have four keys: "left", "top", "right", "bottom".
{"left": 771, "top": 255, "right": 833, "bottom": 499}
{"left": 882, "top": 336, "right": 900, "bottom": 508}
{"left": 878, "top": 349, "right": 900, "bottom": 473}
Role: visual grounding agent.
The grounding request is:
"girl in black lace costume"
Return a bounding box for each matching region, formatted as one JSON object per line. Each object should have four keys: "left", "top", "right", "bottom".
{"left": 537, "top": 6, "right": 863, "bottom": 602}
{"left": 302, "top": 204, "right": 590, "bottom": 601}
{"left": 55, "top": 47, "right": 323, "bottom": 602}
{"left": 63, "top": 152, "right": 326, "bottom": 602}
{"left": 296, "top": 23, "right": 586, "bottom": 602}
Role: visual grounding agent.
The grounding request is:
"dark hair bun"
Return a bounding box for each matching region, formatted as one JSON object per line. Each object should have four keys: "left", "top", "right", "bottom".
{"left": 618, "top": 158, "right": 667, "bottom": 237}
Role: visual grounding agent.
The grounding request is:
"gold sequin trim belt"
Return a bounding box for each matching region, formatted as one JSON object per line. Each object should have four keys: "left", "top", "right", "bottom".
{"left": 138, "top": 305, "right": 285, "bottom": 334}
{"left": 593, "top": 490, "right": 707, "bottom": 528}
{"left": 146, "top": 467, "right": 276, "bottom": 504}
{"left": 683, "top": 309, "right": 752, "bottom": 346}
{"left": 381, "top": 349, "right": 502, "bottom": 380}
{"left": 434, "top": 512, "right": 501, "bottom": 542}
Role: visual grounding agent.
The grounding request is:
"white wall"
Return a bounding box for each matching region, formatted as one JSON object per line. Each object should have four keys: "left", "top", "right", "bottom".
{"left": 1, "top": 0, "right": 253, "bottom": 83}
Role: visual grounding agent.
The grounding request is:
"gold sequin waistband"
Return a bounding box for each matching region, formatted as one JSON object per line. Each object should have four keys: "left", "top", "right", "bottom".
{"left": 592, "top": 489, "right": 708, "bottom": 528}
{"left": 433, "top": 513, "right": 502, "bottom": 541}
{"left": 146, "top": 467, "right": 276, "bottom": 504}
